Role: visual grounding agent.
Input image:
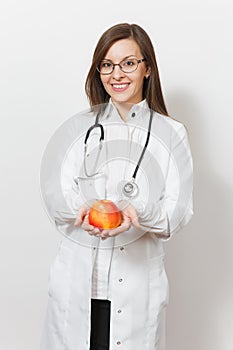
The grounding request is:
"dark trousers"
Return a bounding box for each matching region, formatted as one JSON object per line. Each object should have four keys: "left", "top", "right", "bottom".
{"left": 90, "top": 299, "right": 111, "bottom": 350}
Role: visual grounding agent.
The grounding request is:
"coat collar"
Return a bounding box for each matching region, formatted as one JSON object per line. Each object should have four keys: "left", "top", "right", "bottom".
{"left": 101, "top": 99, "right": 150, "bottom": 124}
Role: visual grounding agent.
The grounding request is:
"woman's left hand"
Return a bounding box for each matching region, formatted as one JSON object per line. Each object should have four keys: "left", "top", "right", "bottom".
{"left": 100, "top": 201, "right": 140, "bottom": 239}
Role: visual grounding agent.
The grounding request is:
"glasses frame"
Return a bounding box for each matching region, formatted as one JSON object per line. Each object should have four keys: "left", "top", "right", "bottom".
{"left": 97, "top": 57, "right": 146, "bottom": 75}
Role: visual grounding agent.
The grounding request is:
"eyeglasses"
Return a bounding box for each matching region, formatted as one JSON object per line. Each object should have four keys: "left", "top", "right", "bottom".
{"left": 97, "top": 57, "right": 146, "bottom": 75}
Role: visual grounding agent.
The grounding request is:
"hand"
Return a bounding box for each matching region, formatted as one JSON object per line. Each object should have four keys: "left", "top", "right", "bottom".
{"left": 74, "top": 203, "right": 90, "bottom": 227}
{"left": 100, "top": 201, "right": 140, "bottom": 239}
{"left": 74, "top": 203, "right": 101, "bottom": 236}
{"left": 74, "top": 201, "right": 140, "bottom": 240}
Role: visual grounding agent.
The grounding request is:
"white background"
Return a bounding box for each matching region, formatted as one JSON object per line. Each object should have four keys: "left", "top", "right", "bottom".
{"left": 0, "top": 1, "right": 233, "bottom": 349}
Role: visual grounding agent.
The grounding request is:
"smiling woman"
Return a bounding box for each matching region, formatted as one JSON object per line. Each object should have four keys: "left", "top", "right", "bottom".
{"left": 40, "top": 23, "right": 193, "bottom": 350}
{"left": 98, "top": 40, "right": 149, "bottom": 106}
{"left": 85, "top": 23, "right": 168, "bottom": 116}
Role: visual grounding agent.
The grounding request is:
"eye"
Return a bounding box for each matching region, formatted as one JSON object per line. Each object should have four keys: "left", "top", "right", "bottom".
{"left": 122, "top": 59, "right": 137, "bottom": 67}
{"left": 100, "top": 61, "right": 113, "bottom": 68}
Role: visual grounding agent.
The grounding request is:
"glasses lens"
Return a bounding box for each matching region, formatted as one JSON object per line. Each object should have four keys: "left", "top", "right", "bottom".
{"left": 98, "top": 61, "right": 113, "bottom": 74}
{"left": 97, "top": 58, "right": 142, "bottom": 74}
{"left": 121, "top": 59, "right": 138, "bottom": 73}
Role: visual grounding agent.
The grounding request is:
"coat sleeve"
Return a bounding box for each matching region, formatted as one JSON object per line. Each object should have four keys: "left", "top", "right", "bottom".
{"left": 53, "top": 181, "right": 84, "bottom": 225}
{"left": 53, "top": 133, "right": 105, "bottom": 225}
{"left": 134, "top": 123, "right": 193, "bottom": 240}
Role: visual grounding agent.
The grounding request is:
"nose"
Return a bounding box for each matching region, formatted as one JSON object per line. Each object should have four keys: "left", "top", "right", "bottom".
{"left": 111, "top": 64, "right": 125, "bottom": 79}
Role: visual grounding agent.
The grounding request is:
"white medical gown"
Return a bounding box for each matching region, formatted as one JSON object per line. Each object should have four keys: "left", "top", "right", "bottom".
{"left": 40, "top": 101, "right": 193, "bottom": 350}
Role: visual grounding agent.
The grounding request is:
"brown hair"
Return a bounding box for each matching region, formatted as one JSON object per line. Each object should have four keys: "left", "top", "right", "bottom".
{"left": 85, "top": 23, "right": 168, "bottom": 116}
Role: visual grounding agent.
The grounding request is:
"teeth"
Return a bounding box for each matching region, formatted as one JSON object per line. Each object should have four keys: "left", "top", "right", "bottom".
{"left": 113, "top": 84, "right": 128, "bottom": 89}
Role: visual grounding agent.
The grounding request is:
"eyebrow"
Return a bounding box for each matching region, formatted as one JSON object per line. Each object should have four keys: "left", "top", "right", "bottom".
{"left": 102, "top": 55, "right": 137, "bottom": 62}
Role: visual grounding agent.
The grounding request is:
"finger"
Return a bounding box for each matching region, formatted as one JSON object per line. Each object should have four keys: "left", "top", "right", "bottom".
{"left": 81, "top": 214, "right": 94, "bottom": 231}
{"left": 123, "top": 209, "right": 140, "bottom": 229}
{"left": 108, "top": 225, "right": 129, "bottom": 237}
{"left": 130, "top": 214, "right": 140, "bottom": 228}
{"left": 88, "top": 228, "right": 101, "bottom": 236}
{"left": 100, "top": 213, "right": 131, "bottom": 237}
{"left": 83, "top": 218, "right": 101, "bottom": 235}
{"left": 110, "top": 214, "right": 132, "bottom": 236}
{"left": 101, "top": 236, "right": 108, "bottom": 240}
{"left": 74, "top": 211, "right": 85, "bottom": 226}
{"left": 74, "top": 218, "right": 81, "bottom": 227}
{"left": 99, "top": 230, "right": 110, "bottom": 239}
{"left": 108, "top": 219, "right": 131, "bottom": 237}
{"left": 82, "top": 222, "right": 95, "bottom": 231}
{"left": 74, "top": 207, "right": 89, "bottom": 226}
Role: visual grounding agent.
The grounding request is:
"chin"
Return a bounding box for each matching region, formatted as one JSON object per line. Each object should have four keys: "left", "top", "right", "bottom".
{"left": 111, "top": 95, "right": 132, "bottom": 104}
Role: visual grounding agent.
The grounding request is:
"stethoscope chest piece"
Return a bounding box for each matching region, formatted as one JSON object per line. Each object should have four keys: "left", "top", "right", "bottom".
{"left": 118, "top": 179, "right": 139, "bottom": 198}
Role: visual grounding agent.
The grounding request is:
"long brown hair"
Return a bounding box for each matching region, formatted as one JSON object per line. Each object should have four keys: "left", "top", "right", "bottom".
{"left": 85, "top": 23, "right": 168, "bottom": 116}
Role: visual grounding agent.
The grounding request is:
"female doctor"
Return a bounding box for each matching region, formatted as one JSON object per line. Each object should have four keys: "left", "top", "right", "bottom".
{"left": 40, "top": 23, "right": 193, "bottom": 350}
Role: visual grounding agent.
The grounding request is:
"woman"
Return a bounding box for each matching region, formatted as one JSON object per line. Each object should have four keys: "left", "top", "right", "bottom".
{"left": 40, "top": 23, "right": 193, "bottom": 350}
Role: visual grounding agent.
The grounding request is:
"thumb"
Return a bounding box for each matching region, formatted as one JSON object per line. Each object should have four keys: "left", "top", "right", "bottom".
{"left": 129, "top": 211, "right": 140, "bottom": 228}
{"left": 131, "top": 215, "right": 140, "bottom": 228}
{"left": 74, "top": 207, "right": 89, "bottom": 226}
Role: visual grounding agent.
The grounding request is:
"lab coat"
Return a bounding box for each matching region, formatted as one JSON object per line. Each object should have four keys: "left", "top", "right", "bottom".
{"left": 40, "top": 101, "right": 193, "bottom": 350}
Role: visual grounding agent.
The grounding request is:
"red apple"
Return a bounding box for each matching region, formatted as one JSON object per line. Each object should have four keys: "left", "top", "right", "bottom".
{"left": 89, "top": 199, "right": 122, "bottom": 229}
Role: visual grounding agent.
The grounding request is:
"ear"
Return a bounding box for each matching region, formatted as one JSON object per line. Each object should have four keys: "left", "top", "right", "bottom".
{"left": 145, "top": 66, "right": 151, "bottom": 79}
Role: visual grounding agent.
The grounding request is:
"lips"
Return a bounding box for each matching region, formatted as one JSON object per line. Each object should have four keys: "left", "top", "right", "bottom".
{"left": 111, "top": 83, "right": 130, "bottom": 92}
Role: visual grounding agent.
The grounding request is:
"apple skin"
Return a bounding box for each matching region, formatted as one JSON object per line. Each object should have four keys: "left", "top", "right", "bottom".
{"left": 89, "top": 199, "right": 122, "bottom": 229}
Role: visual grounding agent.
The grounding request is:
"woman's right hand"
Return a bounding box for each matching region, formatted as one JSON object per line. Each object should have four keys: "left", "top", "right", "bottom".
{"left": 74, "top": 203, "right": 101, "bottom": 236}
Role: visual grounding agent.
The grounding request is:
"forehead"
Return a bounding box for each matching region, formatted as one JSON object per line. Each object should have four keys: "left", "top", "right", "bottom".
{"left": 104, "top": 39, "right": 142, "bottom": 60}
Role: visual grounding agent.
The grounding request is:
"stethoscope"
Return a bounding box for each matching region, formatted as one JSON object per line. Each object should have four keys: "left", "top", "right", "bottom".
{"left": 81, "top": 107, "right": 153, "bottom": 198}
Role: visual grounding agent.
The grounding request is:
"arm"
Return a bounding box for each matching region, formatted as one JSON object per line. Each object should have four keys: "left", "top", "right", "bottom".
{"left": 134, "top": 123, "right": 193, "bottom": 240}
{"left": 54, "top": 122, "right": 193, "bottom": 242}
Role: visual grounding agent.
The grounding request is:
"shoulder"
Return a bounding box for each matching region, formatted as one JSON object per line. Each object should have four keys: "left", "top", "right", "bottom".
{"left": 153, "top": 111, "right": 185, "bottom": 130}
{"left": 152, "top": 111, "right": 188, "bottom": 138}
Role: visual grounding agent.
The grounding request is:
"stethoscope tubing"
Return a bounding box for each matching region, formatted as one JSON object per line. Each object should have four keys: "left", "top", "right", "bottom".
{"left": 131, "top": 109, "right": 153, "bottom": 180}
{"left": 84, "top": 113, "right": 104, "bottom": 145}
{"left": 83, "top": 107, "right": 153, "bottom": 197}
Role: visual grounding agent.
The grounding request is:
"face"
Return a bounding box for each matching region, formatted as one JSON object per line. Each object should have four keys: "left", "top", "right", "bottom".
{"left": 99, "top": 39, "right": 150, "bottom": 105}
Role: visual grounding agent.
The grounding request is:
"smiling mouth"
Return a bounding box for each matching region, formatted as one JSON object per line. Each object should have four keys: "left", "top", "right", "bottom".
{"left": 111, "top": 83, "right": 130, "bottom": 91}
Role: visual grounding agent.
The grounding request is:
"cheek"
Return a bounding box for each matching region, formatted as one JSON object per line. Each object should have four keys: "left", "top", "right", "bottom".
{"left": 134, "top": 76, "right": 145, "bottom": 90}
{"left": 132, "top": 71, "right": 146, "bottom": 87}
{"left": 100, "top": 78, "right": 110, "bottom": 91}
{"left": 100, "top": 76, "right": 108, "bottom": 85}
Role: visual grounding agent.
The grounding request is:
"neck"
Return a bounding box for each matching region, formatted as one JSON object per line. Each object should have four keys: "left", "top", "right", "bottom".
{"left": 113, "top": 102, "right": 133, "bottom": 121}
